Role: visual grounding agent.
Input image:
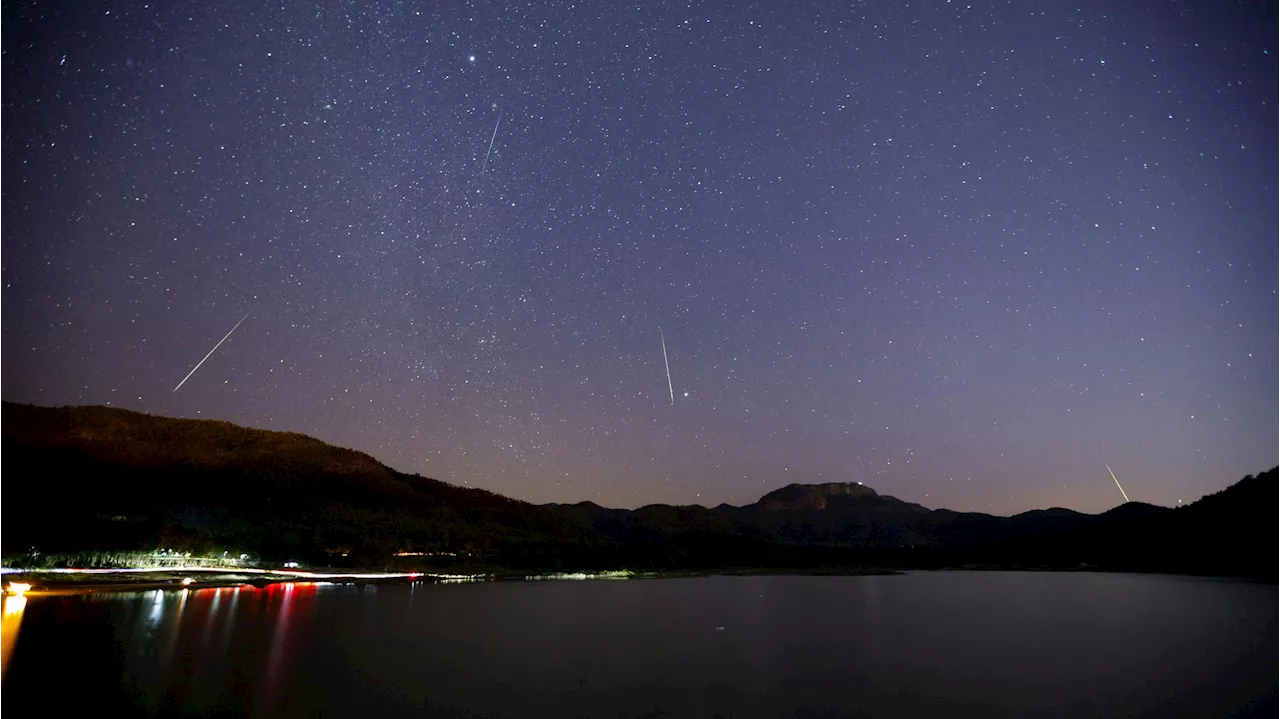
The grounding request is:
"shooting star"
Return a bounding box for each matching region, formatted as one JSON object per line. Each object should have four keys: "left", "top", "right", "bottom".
{"left": 660, "top": 329, "right": 675, "bottom": 405}
{"left": 481, "top": 113, "right": 501, "bottom": 173}
{"left": 172, "top": 309, "right": 253, "bottom": 393}
{"left": 1105, "top": 464, "right": 1130, "bottom": 503}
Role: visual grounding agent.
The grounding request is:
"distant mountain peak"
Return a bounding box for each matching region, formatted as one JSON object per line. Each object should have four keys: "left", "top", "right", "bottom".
{"left": 756, "top": 481, "right": 879, "bottom": 510}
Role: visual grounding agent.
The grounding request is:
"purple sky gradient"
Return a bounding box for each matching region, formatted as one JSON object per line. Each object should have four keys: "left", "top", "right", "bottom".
{"left": 3, "top": 0, "right": 1275, "bottom": 513}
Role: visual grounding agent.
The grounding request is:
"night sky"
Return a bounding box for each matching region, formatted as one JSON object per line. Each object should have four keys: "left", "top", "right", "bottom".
{"left": 3, "top": 1, "right": 1276, "bottom": 514}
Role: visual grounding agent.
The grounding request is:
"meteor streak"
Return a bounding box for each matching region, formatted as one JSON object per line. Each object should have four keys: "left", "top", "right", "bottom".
{"left": 660, "top": 329, "right": 674, "bottom": 405}
{"left": 481, "top": 113, "right": 501, "bottom": 173}
{"left": 172, "top": 309, "right": 253, "bottom": 392}
{"left": 1106, "top": 464, "right": 1130, "bottom": 503}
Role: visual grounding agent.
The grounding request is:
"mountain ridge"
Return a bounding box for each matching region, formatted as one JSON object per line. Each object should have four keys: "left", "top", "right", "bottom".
{"left": 2, "top": 402, "right": 1274, "bottom": 579}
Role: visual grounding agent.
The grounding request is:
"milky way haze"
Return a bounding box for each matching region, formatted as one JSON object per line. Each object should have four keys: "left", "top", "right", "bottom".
{"left": 3, "top": 1, "right": 1275, "bottom": 513}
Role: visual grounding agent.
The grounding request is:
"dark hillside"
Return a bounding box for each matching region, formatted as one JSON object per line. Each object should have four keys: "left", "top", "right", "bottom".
{"left": 2, "top": 402, "right": 608, "bottom": 567}
{"left": 3, "top": 402, "right": 1273, "bottom": 578}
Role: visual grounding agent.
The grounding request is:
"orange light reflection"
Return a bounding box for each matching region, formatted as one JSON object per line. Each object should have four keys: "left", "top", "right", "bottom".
{"left": 1, "top": 594, "right": 28, "bottom": 682}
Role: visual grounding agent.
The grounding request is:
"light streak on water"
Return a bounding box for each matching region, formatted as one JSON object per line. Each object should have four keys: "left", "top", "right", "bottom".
{"left": 149, "top": 590, "right": 166, "bottom": 628}
{"left": 1, "top": 594, "right": 27, "bottom": 682}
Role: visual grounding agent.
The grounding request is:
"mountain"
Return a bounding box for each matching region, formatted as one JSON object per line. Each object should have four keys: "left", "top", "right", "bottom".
{"left": 942, "top": 489, "right": 1271, "bottom": 579}
{"left": 756, "top": 482, "right": 882, "bottom": 510}
{"left": 1, "top": 402, "right": 610, "bottom": 569}
{"left": 551, "top": 480, "right": 1077, "bottom": 550}
{"left": 549, "top": 473, "right": 1275, "bottom": 578}
{"left": 2, "top": 402, "right": 1274, "bottom": 579}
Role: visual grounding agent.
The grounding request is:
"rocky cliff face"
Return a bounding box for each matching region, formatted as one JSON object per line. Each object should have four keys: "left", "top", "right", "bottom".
{"left": 756, "top": 482, "right": 879, "bottom": 510}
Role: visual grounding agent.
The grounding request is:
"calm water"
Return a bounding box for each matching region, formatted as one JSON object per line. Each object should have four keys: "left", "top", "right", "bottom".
{"left": 2, "top": 572, "right": 1275, "bottom": 718}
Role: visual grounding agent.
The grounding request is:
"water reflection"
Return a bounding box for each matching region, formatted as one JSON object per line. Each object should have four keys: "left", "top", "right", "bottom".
{"left": 148, "top": 589, "right": 165, "bottom": 628}
{"left": 220, "top": 587, "right": 241, "bottom": 653}
{"left": 158, "top": 588, "right": 189, "bottom": 675}
{"left": 1, "top": 594, "right": 27, "bottom": 681}
{"left": 101, "top": 582, "right": 321, "bottom": 716}
{"left": 0, "top": 582, "right": 401, "bottom": 710}
{"left": 1, "top": 575, "right": 1274, "bottom": 718}
{"left": 258, "top": 583, "right": 315, "bottom": 717}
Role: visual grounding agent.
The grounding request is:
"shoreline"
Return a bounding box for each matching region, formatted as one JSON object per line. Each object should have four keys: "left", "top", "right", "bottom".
{"left": 2, "top": 565, "right": 904, "bottom": 596}
{"left": 6, "top": 565, "right": 1266, "bottom": 598}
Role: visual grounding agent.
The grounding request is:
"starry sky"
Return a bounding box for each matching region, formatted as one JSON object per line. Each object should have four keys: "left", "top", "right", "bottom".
{"left": 3, "top": 0, "right": 1276, "bottom": 514}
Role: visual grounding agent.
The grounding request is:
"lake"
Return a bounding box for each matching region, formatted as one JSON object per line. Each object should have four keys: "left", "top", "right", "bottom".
{"left": 2, "top": 572, "right": 1275, "bottom": 718}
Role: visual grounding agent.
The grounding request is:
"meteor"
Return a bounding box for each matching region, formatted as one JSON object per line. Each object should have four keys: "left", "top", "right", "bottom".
{"left": 660, "top": 329, "right": 674, "bottom": 405}
{"left": 172, "top": 309, "right": 253, "bottom": 393}
{"left": 481, "top": 112, "right": 501, "bottom": 173}
{"left": 1105, "top": 464, "right": 1130, "bottom": 503}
